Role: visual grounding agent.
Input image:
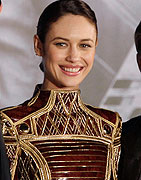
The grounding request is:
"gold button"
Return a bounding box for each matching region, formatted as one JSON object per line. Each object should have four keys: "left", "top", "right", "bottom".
{"left": 18, "top": 123, "right": 30, "bottom": 134}
{"left": 103, "top": 124, "right": 112, "bottom": 135}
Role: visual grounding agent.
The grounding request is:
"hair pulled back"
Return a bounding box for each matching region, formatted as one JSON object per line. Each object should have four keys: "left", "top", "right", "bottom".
{"left": 37, "top": 0, "right": 98, "bottom": 43}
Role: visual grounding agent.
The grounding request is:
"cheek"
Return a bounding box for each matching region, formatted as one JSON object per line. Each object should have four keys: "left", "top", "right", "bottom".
{"left": 85, "top": 52, "right": 95, "bottom": 67}
{"left": 46, "top": 48, "right": 65, "bottom": 64}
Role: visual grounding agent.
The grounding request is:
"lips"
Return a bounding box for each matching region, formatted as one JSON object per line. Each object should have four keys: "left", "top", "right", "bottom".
{"left": 62, "top": 67, "right": 81, "bottom": 72}
{"left": 60, "top": 65, "right": 83, "bottom": 76}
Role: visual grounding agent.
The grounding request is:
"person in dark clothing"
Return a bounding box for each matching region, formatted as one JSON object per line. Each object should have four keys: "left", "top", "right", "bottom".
{"left": 118, "top": 21, "right": 141, "bottom": 180}
{"left": 0, "top": 123, "right": 11, "bottom": 180}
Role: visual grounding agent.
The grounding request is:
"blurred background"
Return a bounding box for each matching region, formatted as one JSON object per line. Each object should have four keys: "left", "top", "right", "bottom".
{"left": 0, "top": 0, "right": 141, "bottom": 122}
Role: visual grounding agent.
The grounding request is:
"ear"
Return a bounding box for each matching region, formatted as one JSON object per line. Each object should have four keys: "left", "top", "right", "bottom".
{"left": 34, "top": 35, "right": 44, "bottom": 56}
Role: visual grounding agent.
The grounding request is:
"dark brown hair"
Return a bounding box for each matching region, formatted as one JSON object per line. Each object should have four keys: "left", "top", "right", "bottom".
{"left": 37, "top": 0, "right": 98, "bottom": 43}
{"left": 135, "top": 21, "right": 141, "bottom": 53}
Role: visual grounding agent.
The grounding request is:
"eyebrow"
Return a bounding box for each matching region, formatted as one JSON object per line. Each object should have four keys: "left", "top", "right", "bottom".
{"left": 51, "top": 37, "right": 69, "bottom": 42}
{"left": 51, "top": 37, "right": 94, "bottom": 43}
{"left": 81, "top": 39, "right": 94, "bottom": 43}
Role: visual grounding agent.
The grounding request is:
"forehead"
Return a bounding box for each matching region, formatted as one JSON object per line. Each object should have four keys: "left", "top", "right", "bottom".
{"left": 46, "top": 14, "right": 96, "bottom": 39}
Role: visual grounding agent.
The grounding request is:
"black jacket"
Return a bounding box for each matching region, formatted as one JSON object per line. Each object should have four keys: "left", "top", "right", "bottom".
{"left": 0, "top": 124, "right": 11, "bottom": 180}
{"left": 118, "top": 116, "right": 141, "bottom": 180}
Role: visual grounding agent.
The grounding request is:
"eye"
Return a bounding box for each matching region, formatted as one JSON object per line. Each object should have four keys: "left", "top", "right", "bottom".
{"left": 55, "top": 42, "right": 67, "bottom": 47}
{"left": 80, "top": 44, "right": 91, "bottom": 48}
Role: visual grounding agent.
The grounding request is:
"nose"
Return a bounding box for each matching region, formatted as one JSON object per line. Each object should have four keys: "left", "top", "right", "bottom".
{"left": 66, "top": 46, "right": 80, "bottom": 62}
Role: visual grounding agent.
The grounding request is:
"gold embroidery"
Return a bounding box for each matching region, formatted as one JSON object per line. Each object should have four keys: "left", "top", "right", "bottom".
{"left": 1, "top": 89, "right": 121, "bottom": 180}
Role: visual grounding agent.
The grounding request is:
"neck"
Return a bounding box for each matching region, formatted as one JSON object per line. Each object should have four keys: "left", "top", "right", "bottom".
{"left": 41, "top": 80, "right": 79, "bottom": 91}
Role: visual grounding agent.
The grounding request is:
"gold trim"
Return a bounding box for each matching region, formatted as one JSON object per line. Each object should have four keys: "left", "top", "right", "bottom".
{"left": 20, "top": 135, "right": 112, "bottom": 145}
{"left": 1, "top": 88, "right": 121, "bottom": 180}
{"left": 20, "top": 141, "right": 51, "bottom": 180}
{"left": 27, "top": 90, "right": 40, "bottom": 106}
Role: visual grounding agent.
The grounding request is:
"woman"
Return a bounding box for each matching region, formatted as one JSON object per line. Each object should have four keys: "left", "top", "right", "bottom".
{"left": 0, "top": 0, "right": 121, "bottom": 179}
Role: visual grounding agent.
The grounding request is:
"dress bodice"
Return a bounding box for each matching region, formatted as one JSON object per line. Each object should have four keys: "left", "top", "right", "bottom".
{"left": 0, "top": 86, "right": 121, "bottom": 180}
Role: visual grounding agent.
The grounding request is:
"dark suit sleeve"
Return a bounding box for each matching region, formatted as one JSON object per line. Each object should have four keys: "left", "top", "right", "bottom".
{"left": 117, "top": 136, "right": 125, "bottom": 180}
{"left": 118, "top": 117, "right": 141, "bottom": 180}
{"left": 0, "top": 123, "right": 11, "bottom": 180}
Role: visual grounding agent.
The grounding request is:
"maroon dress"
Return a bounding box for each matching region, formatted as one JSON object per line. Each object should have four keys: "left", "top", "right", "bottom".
{"left": 0, "top": 85, "right": 121, "bottom": 180}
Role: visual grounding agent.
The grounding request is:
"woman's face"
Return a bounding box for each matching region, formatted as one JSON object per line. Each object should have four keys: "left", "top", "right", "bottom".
{"left": 35, "top": 14, "right": 97, "bottom": 90}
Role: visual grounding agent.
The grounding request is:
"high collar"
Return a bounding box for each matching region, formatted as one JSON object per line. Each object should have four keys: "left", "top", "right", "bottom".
{"left": 31, "top": 84, "right": 81, "bottom": 115}
{"left": 33, "top": 84, "right": 80, "bottom": 98}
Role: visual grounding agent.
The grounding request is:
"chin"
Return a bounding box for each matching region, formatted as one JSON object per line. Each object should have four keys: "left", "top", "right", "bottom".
{"left": 59, "top": 83, "right": 80, "bottom": 90}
